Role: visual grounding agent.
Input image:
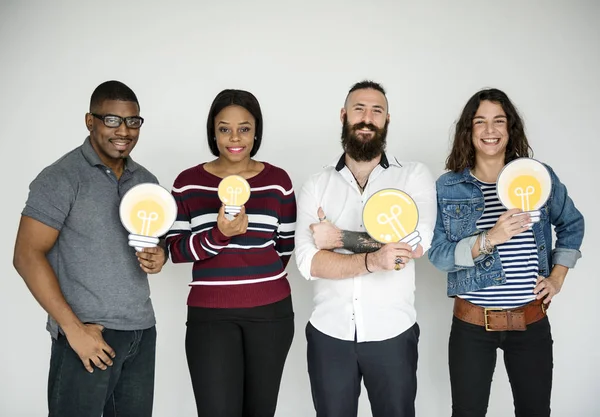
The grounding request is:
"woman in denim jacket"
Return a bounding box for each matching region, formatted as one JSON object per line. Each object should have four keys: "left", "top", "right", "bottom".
{"left": 428, "top": 88, "right": 584, "bottom": 417}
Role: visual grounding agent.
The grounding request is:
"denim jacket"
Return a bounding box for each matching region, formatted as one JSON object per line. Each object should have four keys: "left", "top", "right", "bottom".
{"left": 428, "top": 165, "right": 584, "bottom": 297}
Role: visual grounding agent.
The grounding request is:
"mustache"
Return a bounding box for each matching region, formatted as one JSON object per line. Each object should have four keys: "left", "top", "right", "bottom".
{"left": 352, "top": 122, "right": 378, "bottom": 131}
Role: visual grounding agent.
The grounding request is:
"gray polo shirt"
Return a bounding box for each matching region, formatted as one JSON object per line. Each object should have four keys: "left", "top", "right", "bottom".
{"left": 22, "top": 137, "right": 158, "bottom": 338}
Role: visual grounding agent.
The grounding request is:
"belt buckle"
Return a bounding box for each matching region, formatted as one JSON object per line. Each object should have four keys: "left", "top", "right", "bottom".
{"left": 484, "top": 307, "right": 503, "bottom": 331}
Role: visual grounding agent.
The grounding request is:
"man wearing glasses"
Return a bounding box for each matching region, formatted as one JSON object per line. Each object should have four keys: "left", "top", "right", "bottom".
{"left": 13, "top": 80, "right": 165, "bottom": 416}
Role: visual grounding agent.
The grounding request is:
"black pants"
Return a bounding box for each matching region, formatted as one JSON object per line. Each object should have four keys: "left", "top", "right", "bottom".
{"left": 449, "top": 315, "right": 553, "bottom": 417}
{"left": 185, "top": 296, "right": 294, "bottom": 417}
{"left": 306, "top": 321, "right": 419, "bottom": 417}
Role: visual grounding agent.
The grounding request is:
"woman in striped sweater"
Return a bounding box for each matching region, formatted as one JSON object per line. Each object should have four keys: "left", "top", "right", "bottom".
{"left": 428, "top": 88, "right": 584, "bottom": 417}
{"left": 166, "top": 89, "right": 296, "bottom": 417}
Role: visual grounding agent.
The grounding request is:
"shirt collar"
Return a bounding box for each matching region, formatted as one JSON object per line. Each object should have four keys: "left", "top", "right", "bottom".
{"left": 81, "top": 136, "right": 139, "bottom": 172}
{"left": 329, "top": 152, "right": 401, "bottom": 171}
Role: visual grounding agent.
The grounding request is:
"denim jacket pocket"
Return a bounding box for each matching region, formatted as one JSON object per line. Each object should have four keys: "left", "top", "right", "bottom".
{"left": 442, "top": 200, "right": 472, "bottom": 242}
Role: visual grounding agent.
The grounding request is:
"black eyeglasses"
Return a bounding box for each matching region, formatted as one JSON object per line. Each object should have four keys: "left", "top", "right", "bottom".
{"left": 91, "top": 113, "right": 144, "bottom": 129}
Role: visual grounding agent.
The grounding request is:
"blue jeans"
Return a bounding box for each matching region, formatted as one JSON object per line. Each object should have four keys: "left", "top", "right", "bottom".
{"left": 306, "top": 322, "right": 419, "bottom": 417}
{"left": 48, "top": 326, "right": 156, "bottom": 417}
{"left": 449, "top": 316, "right": 553, "bottom": 417}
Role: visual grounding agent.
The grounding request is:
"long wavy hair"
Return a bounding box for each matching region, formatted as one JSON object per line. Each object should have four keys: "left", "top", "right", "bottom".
{"left": 446, "top": 88, "right": 533, "bottom": 172}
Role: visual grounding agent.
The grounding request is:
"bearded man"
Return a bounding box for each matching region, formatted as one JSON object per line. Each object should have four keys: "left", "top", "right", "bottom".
{"left": 294, "top": 80, "right": 437, "bottom": 417}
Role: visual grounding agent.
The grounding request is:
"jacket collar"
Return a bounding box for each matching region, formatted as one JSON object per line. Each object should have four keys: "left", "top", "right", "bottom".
{"left": 442, "top": 167, "right": 477, "bottom": 186}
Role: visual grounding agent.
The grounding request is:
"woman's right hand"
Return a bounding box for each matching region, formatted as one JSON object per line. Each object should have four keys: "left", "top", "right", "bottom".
{"left": 487, "top": 208, "right": 530, "bottom": 246}
{"left": 217, "top": 204, "right": 248, "bottom": 237}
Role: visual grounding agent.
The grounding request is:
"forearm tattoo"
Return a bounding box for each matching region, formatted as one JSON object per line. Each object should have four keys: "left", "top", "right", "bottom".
{"left": 340, "top": 231, "right": 382, "bottom": 253}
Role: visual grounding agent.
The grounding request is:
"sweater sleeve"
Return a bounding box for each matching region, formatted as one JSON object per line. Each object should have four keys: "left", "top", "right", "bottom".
{"left": 274, "top": 171, "right": 296, "bottom": 269}
{"left": 166, "top": 174, "right": 231, "bottom": 263}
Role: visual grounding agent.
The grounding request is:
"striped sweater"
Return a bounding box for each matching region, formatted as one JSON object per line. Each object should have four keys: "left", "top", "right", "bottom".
{"left": 166, "top": 162, "right": 296, "bottom": 308}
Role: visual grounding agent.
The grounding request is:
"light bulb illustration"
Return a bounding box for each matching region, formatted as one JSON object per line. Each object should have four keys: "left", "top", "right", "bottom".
{"left": 119, "top": 183, "right": 177, "bottom": 251}
{"left": 497, "top": 158, "right": 551, "bottom": 226}
{"left": 362, "top": 189, "right": 421, "bottom": 250}
{"left": 217, "top": 175, "right": 251, "bottom": 220}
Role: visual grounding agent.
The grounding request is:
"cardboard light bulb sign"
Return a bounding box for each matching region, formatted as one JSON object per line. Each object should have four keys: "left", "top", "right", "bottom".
{"left": 497, "top": 158, "right": 551, "bottom": 226}
{"left": 119, "top": 183, "right": 177, "bottom": 251}
{"left": 218, "top": 175, "right": 251, "bottom": 220}
{"left": 362, "top": 188, "right": 421, "bottom": 250}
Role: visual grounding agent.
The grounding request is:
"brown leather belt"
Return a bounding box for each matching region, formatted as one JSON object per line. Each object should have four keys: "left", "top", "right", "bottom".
{"left": 453, "top": 297, "right": 549, "bottom": 331}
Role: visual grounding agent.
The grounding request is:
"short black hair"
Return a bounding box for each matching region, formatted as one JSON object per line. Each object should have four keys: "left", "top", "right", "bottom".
{"left": 345, "top": 80, "right": 388, "bottom": 110}
{"left": 90, "top": 80, "right": 139, "bottom": 112}
{"left": 206, "top": 89, "right": 263, "bottom": 157}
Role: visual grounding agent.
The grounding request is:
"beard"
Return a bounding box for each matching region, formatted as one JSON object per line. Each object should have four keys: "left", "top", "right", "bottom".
{"left": 341, "top": 115, "right": 388, "bottom": 162}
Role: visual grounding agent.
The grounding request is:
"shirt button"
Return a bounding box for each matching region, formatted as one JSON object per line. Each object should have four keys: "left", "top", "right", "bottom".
{"left": 539, "top": 245, "right": 545, "bottom": 251}
{"left": 106, "top": 169, "right": 111, "bottom": 174}
{"left": 485, "top": 261, "right": 491, "bottom": 267}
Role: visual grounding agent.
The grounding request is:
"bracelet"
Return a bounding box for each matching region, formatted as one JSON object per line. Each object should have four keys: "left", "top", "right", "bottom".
{"left": 479, "top": 231, "right": 495, "bottom": 255}
{"left": 365, "top": 252, "right": 373, "bottom": 273}
{"left": 479, "top": 231, "right": 486, "bottom": 253}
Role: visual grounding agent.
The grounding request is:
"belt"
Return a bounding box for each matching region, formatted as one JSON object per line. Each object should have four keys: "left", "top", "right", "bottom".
{"left": 453, "top": 297, "right": 549, "bottom": 331}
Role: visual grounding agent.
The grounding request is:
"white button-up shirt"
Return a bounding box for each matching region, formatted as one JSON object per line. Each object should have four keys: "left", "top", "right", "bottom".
{"left": 295, "top": 152, "right": 437, "bottom": 342}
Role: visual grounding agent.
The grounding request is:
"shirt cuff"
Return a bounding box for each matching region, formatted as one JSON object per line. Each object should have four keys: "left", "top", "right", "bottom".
{"left": 298, "top": 246, "right": 320, "bottom": 281}
{"left": 22, "top": 206, "right": 63, "bottom": 231}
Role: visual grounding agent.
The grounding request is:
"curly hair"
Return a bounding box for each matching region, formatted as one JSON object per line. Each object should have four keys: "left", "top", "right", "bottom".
{"left": 446, "top": 88, "right": 532, "bottom": 172}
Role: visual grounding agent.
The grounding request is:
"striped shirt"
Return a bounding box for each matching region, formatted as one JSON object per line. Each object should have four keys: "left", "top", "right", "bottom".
{"left": 166, "top": 162, "right": 296, "bottom": 308}
{"left": 458, "top": 178, "right": 538, "bottom": 308}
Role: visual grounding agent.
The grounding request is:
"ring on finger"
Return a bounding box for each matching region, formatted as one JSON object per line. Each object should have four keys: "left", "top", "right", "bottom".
{"left": 319, "top": 216, "right": 327, "bottom": 222}
{"left": 394, "top": 256, "right": 403, "bottom": 271}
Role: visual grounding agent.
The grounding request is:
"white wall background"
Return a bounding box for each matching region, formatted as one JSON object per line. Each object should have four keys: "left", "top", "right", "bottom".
{"left": 1, "top": 1, "right": 598, "bottom": 416}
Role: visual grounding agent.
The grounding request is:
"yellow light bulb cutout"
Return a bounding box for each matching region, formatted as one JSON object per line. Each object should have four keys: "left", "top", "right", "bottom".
{"left": 362, "top": 189, "right": 421, "bottom": 250}
{"left": 496, "top": 158, "right": 552, "bottom": 226}
{"left": 218, "top": 175, "right": 251, "bottom": 219}
{"left": 119, "top": 183, "right": 177, "bottom": 252}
